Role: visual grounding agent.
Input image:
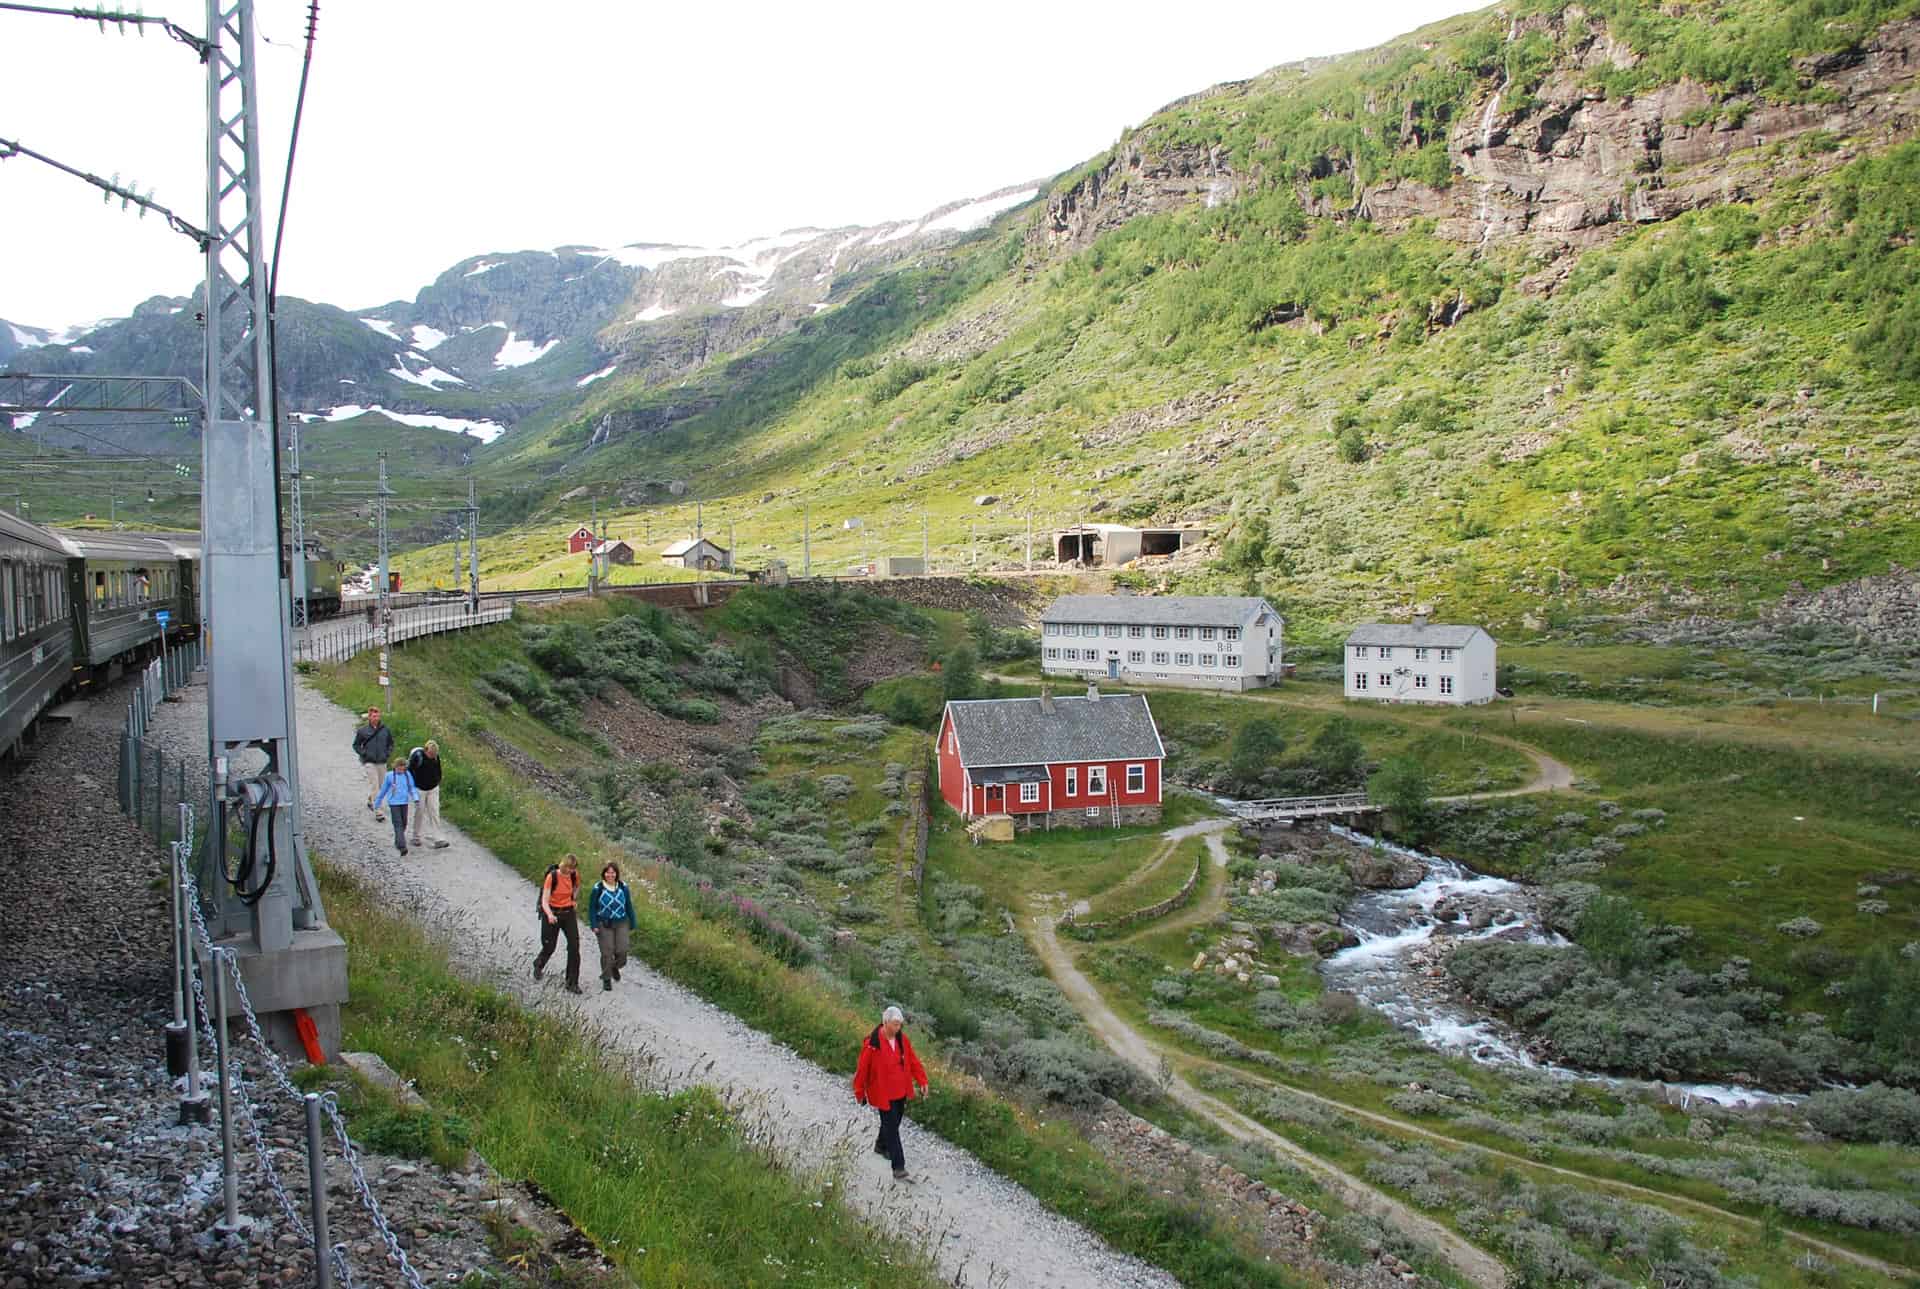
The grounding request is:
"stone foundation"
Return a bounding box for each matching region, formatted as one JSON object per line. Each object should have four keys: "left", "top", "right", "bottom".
{"left": 1020, "top": 804, "right": 1161, "bottom": 830}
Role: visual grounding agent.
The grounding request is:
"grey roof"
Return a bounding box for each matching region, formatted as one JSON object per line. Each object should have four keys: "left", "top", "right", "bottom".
{"left": 1040, "top": 595, "right": 1278, "bottom": 629}
{"left": 1345, "top": 622, "right": 1489, "bottom": 648}
{"left": 946, "top": 693, "right": 1164, "bottom": 768}
{"left": 661, "top": 537, "right": 725, "bottom": 556}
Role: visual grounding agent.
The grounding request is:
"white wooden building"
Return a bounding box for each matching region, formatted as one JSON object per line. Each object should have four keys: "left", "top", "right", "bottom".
{"left": 660, "top": 537, "right": 730, "bottom": 571}
{"left": 1344, "top": 618, "right": 1497, "bottom": 705}
{"left": 1040, "top": 595, "right": 1283, "bottom": 692}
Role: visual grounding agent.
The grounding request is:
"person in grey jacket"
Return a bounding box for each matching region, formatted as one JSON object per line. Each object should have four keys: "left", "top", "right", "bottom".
{"left": 352, "top": 707, "right": 394, "bottom": 819}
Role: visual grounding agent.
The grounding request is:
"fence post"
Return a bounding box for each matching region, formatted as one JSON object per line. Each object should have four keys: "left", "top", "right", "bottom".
{"left": 118, "top": 727, "right": 131, "bottom": 813}
{"left": 178, "top": 887, "right": 210, "bottom": 1125}
{"left": 130, "top": 737, "right": 143, "bottom": 827}
{"left": 305, "top": 1093, "right": 334, "bottom": 1289}
{"left": 211, "top": 952, "right": 242, "bottom": 1233}
{"left": 165, "top": 841, "right": 190, "bottom": 1077}
{"left": 152, "top": 744, "right": 165, "bottom": 838}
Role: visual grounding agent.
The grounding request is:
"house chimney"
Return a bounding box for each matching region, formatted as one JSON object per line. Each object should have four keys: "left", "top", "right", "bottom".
{"left": 1039, "top": 686, "right": 1054, "bottom": 713}
{"left": 1086, "top": 683, "right": 1100, "bottom": 702}
{"left": 1412, "top": 612, "right": 1429, "bottom": 629}
{"left": 1412, "top": 602, "right": 1432, "bottom": 629}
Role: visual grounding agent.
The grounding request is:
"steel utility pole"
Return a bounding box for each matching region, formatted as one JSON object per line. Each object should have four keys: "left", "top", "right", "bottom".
{"left": 198, "top": 0, "right": 343, "bottom": 1056}
{"left": 376, "top": 452, "right": 391, "bottom": 704}
{"left": 451, "top": 516, "right": 462, "bottom": 590}
{"left": 287, "top": 414, "right": 307, "bottom": 627}
{"left": 467, "top": 477, "right": 479, "bottom": 611}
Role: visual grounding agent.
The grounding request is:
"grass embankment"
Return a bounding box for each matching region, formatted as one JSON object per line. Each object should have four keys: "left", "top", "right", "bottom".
{"left": 1447, "top": 698, "right": 1918, "bottom": 1008}
{"left": 308, "top": 610, "right": 1316, "bottom": 1289}
{"left": 311, "top": 862, "right": 942, "bottom": 1288}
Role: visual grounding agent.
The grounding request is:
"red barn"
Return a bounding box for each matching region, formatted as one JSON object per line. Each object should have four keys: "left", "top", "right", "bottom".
{"left": 565, "top": 524, "right": 595, "bottom": 554}
{"left": 937, "top": 687, "right": 1164, "bottom": 830}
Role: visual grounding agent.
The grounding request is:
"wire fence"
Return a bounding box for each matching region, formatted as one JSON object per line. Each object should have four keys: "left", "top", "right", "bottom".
{"left": 295, "top": 601, "right": 513, "bottom": 665}
{"left": 118, "top": 651, "right": 429, "bottom": 1287}
{"left": 173, "top": 807, "right": 429, "bottom": 1289}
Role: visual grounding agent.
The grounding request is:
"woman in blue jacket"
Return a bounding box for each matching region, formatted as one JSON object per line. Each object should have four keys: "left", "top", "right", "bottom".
{"left": 586, "top": 861, "right": 637, "bottom": 990}
{"left": 371, "top": 755, "right": 420, "bottom": 855}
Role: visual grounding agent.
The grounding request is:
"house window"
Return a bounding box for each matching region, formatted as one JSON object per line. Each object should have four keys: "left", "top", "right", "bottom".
{"left": 1087, "top": 766, "right": 1107, "bottom": 795}
{"left": 1225, "top": 627, "right": 1241, "bottom": 641}
{"left": 1020, "top": 782, "right": 1040, "bottom": 804}
{"left": 1086, "top": 807, "right": 1103, "bottom": 818}
{"left": 1127, "top": 625, "right": 1144, "bottom": 638}
{"left": 1175, "top": 652, "right": 1193, "bottom": 666}
{"left": 1151, "top": 626, "right": 1168, "bottom": 639}
{"left": 1126, "top": 764, "right": 1145, "bottom": 793}
{"left": 1198, "top": 653, "right": 1214, "bottom": 667}
{"left": 1378, "top": 673, "right": 1392, "bottom": 689}
{"left": 1414, "top": 647, "right": 1429, "bottom": 660}
{"left": 1104, "top": 624, "right": 1122, "bottom": 637}
{"left": 1152, "top": 651, "right": 1169, "bottom": 665}
{"left": 1353, "top": 672, "right": 1368, "bottom": 690}
{"left": 1414, "top": 674, "right": 1428, "bottom": 689}
{"left": 1174, "top": 626, "right": 1192, "bottom": 640}
{"left": 1224, "top": 655, "right": 1240, "bottom": 668}
{"left": 1065, "top": 767, "right": 1077, "bottom": 796}
{"left": 1044, "top": 622, "right": 1059, "bottom": 635}
{"left": 1127, "top": 650, "right": 1144, "bottom": 663}
{"left": 1085, "top": 648, "right": 1101, "bottom": 662}
{"left": 947, "top": 728, "right": 957, "bottom": 752}
{"left": 1199, "top": 627, "right": 1216, "bottom": 641}
{"left": 1440, "top": 676, "right": 1455, "bottom": 694}
{"left": 1379, "top": 646, "right": 1393, "bottom": 660}
{"left": 1044, "top": 647, "right": 1056, "bottom": 660}
{"left": 1353, "top": 645, "right": 1368, "bottom": 659}
{"left": 1439, "top": 648, "right": 1455, "bottom": 662}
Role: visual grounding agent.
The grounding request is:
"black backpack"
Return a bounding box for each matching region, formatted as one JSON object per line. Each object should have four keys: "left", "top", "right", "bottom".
{"left": 535, "top": 864, "right": 560, "bottom": 916}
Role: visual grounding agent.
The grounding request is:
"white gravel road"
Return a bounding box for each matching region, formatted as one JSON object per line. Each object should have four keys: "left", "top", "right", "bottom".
{"left": 168, "top": 677, "right": 1180, "bottom": 1289}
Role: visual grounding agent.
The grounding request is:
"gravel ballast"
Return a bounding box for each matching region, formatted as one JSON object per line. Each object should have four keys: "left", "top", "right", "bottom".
{"left": 0, "top": 678, "right": 554, "bottom": 1288}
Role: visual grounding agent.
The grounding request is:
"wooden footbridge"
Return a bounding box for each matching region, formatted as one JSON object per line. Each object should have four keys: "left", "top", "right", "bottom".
{"left": 1224, "top": 792, "right": 1381, "bottom": 823}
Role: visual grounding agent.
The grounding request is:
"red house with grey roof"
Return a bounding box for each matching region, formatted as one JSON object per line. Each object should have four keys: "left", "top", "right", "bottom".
{"left": 936, "top": 685, "right": 1165, "bottom": 830}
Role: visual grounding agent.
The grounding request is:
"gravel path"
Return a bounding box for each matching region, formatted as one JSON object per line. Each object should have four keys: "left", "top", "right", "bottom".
{"left": 234, "top": 676, "right": 1178, "bottom": 1289}
{"left": 0, "top": 678, "right": 537, "bottom": 1288}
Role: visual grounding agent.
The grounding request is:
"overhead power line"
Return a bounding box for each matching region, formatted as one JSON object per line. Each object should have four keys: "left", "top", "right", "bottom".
{"left": 0, "top": 135, "right": 211, "bottom": 248}
{"left": 0, "top": 3, "right": 210, "bottom": 57}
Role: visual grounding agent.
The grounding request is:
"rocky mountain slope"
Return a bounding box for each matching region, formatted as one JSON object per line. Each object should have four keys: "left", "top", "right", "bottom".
{"left": 0, "top": 183, "right": 1041, "bottom": 454}
{"left": 479, "top": 0, "right": 1920, "bottom": 628}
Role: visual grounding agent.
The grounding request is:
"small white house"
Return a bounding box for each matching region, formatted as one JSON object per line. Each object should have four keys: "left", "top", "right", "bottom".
{"left": 1041, "top": 595, "right": 1283, "bottom": 692}
{"left": 1344, "top": 618, "right": 1497, "bottom": 705}
{"left": 660, "top": 537, "right": 731, "bottom": 571}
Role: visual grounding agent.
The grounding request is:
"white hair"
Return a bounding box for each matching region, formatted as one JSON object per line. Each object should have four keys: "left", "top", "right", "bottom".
{"left": 882, "top": 1005, "right": 905, "bottom": 1024}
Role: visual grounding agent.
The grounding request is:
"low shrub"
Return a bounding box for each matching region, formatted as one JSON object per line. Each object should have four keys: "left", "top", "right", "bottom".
{"left": 1803, "top": 1084, "right": 1920, "bottom": 1145}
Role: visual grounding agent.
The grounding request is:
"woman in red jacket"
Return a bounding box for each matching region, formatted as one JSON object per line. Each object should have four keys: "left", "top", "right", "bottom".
{"left": 852, "top": 1005, "right": 929, "bottom": 1183}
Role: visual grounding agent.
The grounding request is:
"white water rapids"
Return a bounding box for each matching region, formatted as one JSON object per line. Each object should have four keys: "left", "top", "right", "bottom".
{"left": 1307, "top": 826, "right": 1796, "bottom": 1108}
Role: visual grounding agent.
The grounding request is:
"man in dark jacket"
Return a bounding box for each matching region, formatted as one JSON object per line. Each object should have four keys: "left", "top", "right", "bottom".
{"left": 352, "top": 707, "right": 394, "bottom": 818}
{"left": 406, "top": 740, "right": 449, "bottom": 849}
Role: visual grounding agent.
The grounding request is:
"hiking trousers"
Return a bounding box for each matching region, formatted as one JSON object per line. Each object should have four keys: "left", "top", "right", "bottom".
{"left": 536, "top": 908, "right": 580, "bottom": 988}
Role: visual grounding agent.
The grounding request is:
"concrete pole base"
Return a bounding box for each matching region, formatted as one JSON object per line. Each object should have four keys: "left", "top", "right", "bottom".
{"left": 178, "top": 1092, "right": 212, "bottom": 1126}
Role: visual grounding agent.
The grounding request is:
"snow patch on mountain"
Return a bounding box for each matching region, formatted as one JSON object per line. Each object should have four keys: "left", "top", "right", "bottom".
{"left": 360, "top": 317, "right": 402, "bottom": 341}
{"left": 492, "top": 328, "right": 558, "bottom": 368}
{"left": 631, "top": 303, "right": 676, "bottom": 323}
{"left": 388, "top": 362, "right": 467, "bottom": 389}
{"left": 577, "top": 364, "right": 617, "bottom": 387}
{"left": 305, "top": 404, "right": 505, "bottom": 443}
{"left": 411, "top": 324, "right": 449, "bottom": 349}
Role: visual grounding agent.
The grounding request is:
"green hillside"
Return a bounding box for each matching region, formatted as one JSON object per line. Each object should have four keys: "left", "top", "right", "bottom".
{"left": 468, "top": 0, "right": 1920, "bottom": 631}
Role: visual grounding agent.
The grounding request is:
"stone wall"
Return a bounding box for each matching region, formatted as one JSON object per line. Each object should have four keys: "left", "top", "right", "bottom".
{"left": 1029, "top": 803, "right": 1161, "bottom": 832}
{"left": 1062, "top": 843, "right": 1202, "bottom": 937}
{"left": 836, "top": 575, "right": 1045, "bottom": 627}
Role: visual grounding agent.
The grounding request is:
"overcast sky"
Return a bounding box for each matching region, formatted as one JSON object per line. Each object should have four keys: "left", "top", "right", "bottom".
{"left": 2, "top": 1, "right": 1484, "bottom": 332}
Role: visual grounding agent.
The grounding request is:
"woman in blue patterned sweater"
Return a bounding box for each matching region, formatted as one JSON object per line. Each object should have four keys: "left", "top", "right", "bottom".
{"left": 587, "top": 862, "right": 637, "bottom": 991}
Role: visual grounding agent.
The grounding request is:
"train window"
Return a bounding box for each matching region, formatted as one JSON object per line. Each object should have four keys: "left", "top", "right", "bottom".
{"left": 2, "top": 563, "right": 13, "bottom": 639}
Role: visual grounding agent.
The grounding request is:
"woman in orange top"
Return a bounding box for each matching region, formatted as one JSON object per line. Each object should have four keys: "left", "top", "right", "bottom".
{"left": 852, "top": 1005, "right": 929, "bottom": 1183}
{"left": 533, "top": 853, "right": 584, "bottom": 995}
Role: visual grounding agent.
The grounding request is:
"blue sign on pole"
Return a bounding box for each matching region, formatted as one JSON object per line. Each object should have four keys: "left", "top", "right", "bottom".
{"left": 156, "top": 611, "right": 171, "bottom": 626}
